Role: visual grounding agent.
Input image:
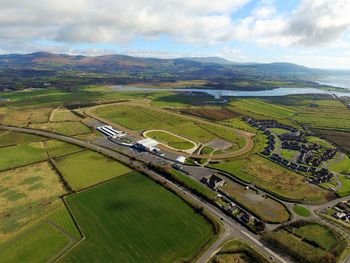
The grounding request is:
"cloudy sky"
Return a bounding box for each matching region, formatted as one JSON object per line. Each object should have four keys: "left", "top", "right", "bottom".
{"left": 1, "top": 0, "right": 350, "bottom": 69}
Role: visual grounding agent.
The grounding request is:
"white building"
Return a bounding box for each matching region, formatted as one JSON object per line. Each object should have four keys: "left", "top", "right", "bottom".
{"left": 134, "top": 138, "right": 159, "bottom": 151}
{"left": 175, "top": 156, "right": 186, "bottom": 164}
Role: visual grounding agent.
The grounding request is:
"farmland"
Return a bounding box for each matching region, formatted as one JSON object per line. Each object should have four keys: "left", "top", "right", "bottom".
{"left": 265, "top": 222, "right": 345, "bottom": 263}
{"left": 220, "top": 178, "right": 290, "bottom": 223}
{"left": 178, "top": 107, "right": 239, "bottom": 121}
{"left": 61, "top": 172, "right": 214, "bottom": 262}
{"left": 210, "top": 155, "right": 332, "bottom": 203}
{"left": 0, "top": 162, "right": 65, "bottom": 242}
{"left": 29, "top": 121, "right": 91, "bottom": 136}
{"left": 0, "top": 142, "right": 47, "bottom": 171}
{"left": 316, "top": 129, "right": 350, "bottom": 153}
{"left": 55, "top": 150, "right": 132, "bottom": 190}
{"left": 0, "top": 131, "right": 45, "bottom": 147}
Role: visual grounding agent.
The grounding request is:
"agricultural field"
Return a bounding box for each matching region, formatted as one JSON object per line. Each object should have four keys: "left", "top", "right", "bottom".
{"left": 0, "top": 142, "right": 47, "bottom": 171}
{"left": 61, "top": 172, "right": 214, "bottom": 262}
{"left": 265, "top": 222, "right": 345, "bottom": 263}
{"left": 0, "top": 162, "right": 65, "bottom": 242}
{"left": 93, "top": 104, "right": 245, "bottom": 147}
{"left": 55, "top": 150, "right": 132, "bottom": 190}
{"left": 229, "top": 98, "right": 297, "bottom": 119}
{"left": 0, "top": 221, "right": 72, "bottom": 263}
{"left": 145, "top": 130, "right": 196, "bottom": 151}
{"left": 211, "top": 239, "right": 269, "bottom": 263}
{"left": 0, "top": 107, "right": 53, "bottom": 127}
{"left": 44, "top": 140, "right": 83, "bottom": 158}
{"left": 29, "top": 121, "right": 91, "bottom": 136}
{"left": 178, "top": 107, "right": 239, "bottom": 121}
{"left": 316, "top": 129, "right": 350, "bottom": 153}
{"left": 0, "top": 130, "right": 45, "bottom": 147}
{"left": 329, "top": 154, "right": 350, "bottom": 175}
{"left": 51, "top": 107, "right": 81, "bottom": 122}
{"left": 210, "top": 155, "right": 332, "bottom": 203}
{"left": 220, "top": 177, "right": 289, "bottom": 223}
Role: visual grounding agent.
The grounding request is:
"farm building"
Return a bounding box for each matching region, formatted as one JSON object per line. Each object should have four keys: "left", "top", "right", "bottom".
{"left": 134, "top": 138, "right": 159, "bottom": 151}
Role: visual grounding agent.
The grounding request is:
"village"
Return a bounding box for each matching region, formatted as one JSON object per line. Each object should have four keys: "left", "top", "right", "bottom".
{"left": 242, "top": 116, "right": 337, "bottom": 185}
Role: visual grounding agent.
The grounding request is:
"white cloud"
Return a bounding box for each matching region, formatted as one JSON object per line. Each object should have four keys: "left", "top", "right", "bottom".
{"left": 233, "top": 0, "right": 350, "bottom": 48}
{"left": 0, "top": 0, "right": 249, "bottom": 48}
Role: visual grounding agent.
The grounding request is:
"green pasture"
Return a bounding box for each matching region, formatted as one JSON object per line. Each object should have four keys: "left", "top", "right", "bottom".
{"left": 61, "top": 172, "right": 214, "bottom": 262}
{"left": 55, "top": 150, "right": 132, "bottom": 190}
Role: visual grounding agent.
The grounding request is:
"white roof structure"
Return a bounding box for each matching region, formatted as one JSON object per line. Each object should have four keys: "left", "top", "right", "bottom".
{"left": 176, "top": 156, "right": 186, "bottom": 164}
{"left": 137, "top": 138, "right": 158, "bottom": 148}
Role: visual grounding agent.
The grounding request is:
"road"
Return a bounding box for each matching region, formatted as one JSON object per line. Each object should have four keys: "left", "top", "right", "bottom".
{"left": 0, "top": 124, "right": 289, "bottom": 263}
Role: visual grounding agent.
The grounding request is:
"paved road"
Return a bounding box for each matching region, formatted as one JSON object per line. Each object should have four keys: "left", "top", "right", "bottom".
{"left": 0, "top": 124, "right": 289, "bottom": 263}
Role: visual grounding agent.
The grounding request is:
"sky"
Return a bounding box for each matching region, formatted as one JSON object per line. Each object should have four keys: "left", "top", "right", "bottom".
{"left": 1, "top": 0, "right": 350, "bottom": 69}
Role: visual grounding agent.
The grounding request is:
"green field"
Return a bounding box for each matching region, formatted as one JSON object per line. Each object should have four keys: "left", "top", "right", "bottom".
{"left": 45, "top": 140, "right": 83, "bottom": 158}
{"left": 0, "top": 161, "right": 65, "bottom": 242}
{"left": 0, "top": 131, "right": 45, "bottom": 147}
{"left": 30, "top": 122, "right": 91, "bottom": 136}
{"left": 210, "top": 155, "right": 331, "bottom": 203}
{"left": 292, "top": 205, "right": 311, "bottom": 217}
{"left": 61, "top": 172, "right": 214, "bottom": 262}
{"left": 221, "top": 178, "right": 289, "bottom": 223}
{"left": 229, "top": 98, "right": 297, "bottom": 119}
{"left": 49, "top": 207, "right": 81, "bottom": 239}
{"left": 265, "top": 230, "right": 332, "bottom": 263}
{"left": 51, "top": 108, "right": 81, "bottom": 122}
{"left": 294, "top": 223, "right": 337, "bottom": 251}
{"left": 55, "top": 150, "right": 132, "bottom": 190}
{"left": 329, "top": 154, "right": 350, "bottom": 175}
{"left": 336, "top": 175, "right": 350, "bottom": 197}
{"left": 145, "top": 130, "right": 196, "bottom": 150}
{"left": 0, "top": 142, "right": 47, "bottom": 171}
{"left": 93, "top": 104, "right": 245, "bottom": 146}
{"left": 0, "top": 222, "right": 71, "bottom": 263}
{"left": 281, "top": 149, "right": 298, "bottom": 160}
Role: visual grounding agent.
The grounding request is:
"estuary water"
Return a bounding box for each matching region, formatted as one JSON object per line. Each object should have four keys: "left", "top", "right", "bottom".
{"left": 112, "top": 85, "right": 350, "bottom": 99}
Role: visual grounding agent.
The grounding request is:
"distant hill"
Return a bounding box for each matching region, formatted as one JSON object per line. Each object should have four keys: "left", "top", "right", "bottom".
{"left": 0, "top": 52, "right": 326, "bottom": 92}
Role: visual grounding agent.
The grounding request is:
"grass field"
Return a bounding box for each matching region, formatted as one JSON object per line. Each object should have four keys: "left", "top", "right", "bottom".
{"left": 294, "top": 223, "right": 337, "bottom": 251}
{"left": 329, "top": 154, "right": 350, "bottom": 175}
{"left": 292, "top": 205, "right": 311, "bottom": 217}
{"left": 210, "top": 155, "right": 331, "bottom": 203}
{"left": 316, "top": 129, "right": 350, "bottom": 153}
{"left": 281, "top": 149, "right": 298, "bottom": 160}
{"left": 229, "top": 98, "right": 297, "bottom": 119}
{"left": 211, "top": 239, "right": 269, "bottom": 263}
{"left": 49, "top": 206, "right": 81, "bottom": 239}
{"left": 145, "top": 130, "right": 196, "bottom": 150}
{"left": 45, "top": 140, "right": 83, "bottom": 158}
{"left": 0, "top": 131, "right": 45, "bottom": 147}
{"left": 61, "top": 172, "right": 214, "bottom": 262}
{"left": 336, "top": 175, "right": 350, "bottom": 197}
{"left": 30, "top": 122, "right": 91, "bottom": 136}
{"left": 221, "top": 178, "right": 289, "bottom": 223}
{"left": 0, "top": 142, "right": 47, "bottom": 171}
{"left": 55, "top": 150, "right": 132, "bottom": 190}
{"left": 51, "top": 108, "right": 81, "bottom": 122}
{"left": 0, "top": 162, "right": 65, "bottom": 242}
{"left": 265, "top": 230, "right": 332, "bottom": 263}
{"left": 0, "top": 221, "right": 71, "bottom": 263}
{"left": 93, "top": 104, "right": 245, "bottom": 146}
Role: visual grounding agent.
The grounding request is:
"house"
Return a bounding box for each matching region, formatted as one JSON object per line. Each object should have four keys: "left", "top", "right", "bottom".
{"left": 334, "top": 211, "right": 347, "bottom": 220}
{"left": 336, "top": 202, "right": 348, "bottom": 211}
{"left": 201, "top": 174, "right": 226, "bottom": 189}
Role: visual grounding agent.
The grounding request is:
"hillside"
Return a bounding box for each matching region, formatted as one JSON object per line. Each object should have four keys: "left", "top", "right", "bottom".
{"left": 0, "top": 52, "right": 324, "bottom": 92}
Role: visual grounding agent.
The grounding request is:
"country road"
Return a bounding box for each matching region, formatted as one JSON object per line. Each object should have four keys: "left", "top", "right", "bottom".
{"left": 0, "top": 124, "right": 289, "bottom": 263}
